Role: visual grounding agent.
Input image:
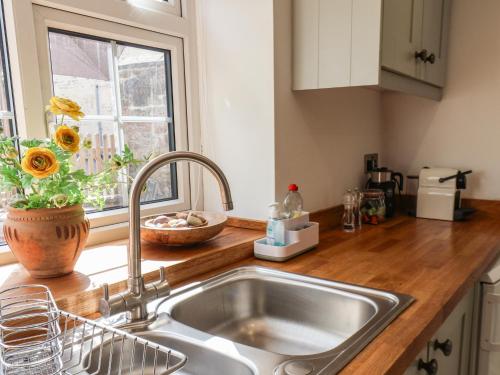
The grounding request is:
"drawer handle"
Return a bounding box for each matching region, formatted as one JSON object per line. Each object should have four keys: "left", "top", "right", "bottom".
{"left": 418, "top": 359, "right": 438, "bottom": 375}
{"left": 434, "top": 339, "right": 453, "bottom": 356}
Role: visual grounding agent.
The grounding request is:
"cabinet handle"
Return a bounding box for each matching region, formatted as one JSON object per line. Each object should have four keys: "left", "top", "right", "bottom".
{"left": 415, "top": 49, "right": 429, "bottom": 62}
{"left": 434, "top": 339, "right": 452, "bottom": 356}
{"left": 415, "top": 50, "right": 436, "bottom": 64}
{"left": 425, "top": 53, "right": 436, "bottom": 64}
{"left": 418, "top": 358, "right": 438, "bottom": 375}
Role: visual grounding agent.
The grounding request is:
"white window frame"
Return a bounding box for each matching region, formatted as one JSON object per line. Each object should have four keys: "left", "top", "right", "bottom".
{"left": 0, "top": 1, "right": 14, "bottom": 134}
{"left": 1, "top": 0, "right": 203, "bottom": 248}
{"left": 0, "top": 0, "right": 19, "bottom": 262}
{"left": 34, "top": 6, "right": 191, "bottom": 220}
{"left": 124, "top": 0, "right": 181, "bottom": 16}
{"left": 0, "top": 2, "right": 17, "bottom": 137}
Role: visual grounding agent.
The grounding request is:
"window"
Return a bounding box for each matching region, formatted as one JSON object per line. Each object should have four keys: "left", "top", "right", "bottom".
{"left": 3, "top": 1, "right": 197, "bottom": 247}
{"left": 32, "top": 7, "right": 192, "bottom": 237}
{"left": 0, "top": 0, "right": 17, "bottom": 246}
{"left": 47, "top": 30, "right": 178, "bottom": 211}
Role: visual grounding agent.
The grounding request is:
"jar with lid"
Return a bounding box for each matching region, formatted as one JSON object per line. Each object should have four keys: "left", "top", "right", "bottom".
{"left": 361, "top": 189, "right": 386, "bottom": 225}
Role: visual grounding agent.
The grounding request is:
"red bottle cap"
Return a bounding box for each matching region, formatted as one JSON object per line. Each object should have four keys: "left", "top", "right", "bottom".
{"left": 288, "top": 184, "right": 299, "bottom": 191}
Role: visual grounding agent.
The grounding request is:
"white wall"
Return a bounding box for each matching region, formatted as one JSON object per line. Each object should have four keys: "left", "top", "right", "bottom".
{"left": 198, "top": 0, "right": 276, "bottom": 219}
{"left": 201, "top": 0, "right": 500, "bottom": 217}
{"left": 199, "top": 0, "right": 383, "bottom": 218}
{"left": 382, "top": 0, "right": 500, "bottom": 199}
{"left": 273, "top": 0, "right": 383, "bottom": 211}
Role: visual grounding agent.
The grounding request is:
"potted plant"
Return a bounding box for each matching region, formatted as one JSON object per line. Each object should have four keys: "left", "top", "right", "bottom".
{"left": 0, "top": 97, "right": 139, "bottom": 278}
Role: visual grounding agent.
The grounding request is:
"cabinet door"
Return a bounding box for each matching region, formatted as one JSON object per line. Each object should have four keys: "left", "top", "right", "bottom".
{"left": 404, "top": 346, "right": 429, "bottom": 375}
{"left": 428, "top": 288, "right": 474, "bottom": 375}
{"left": 351, "top": 0, "right": 382, "bottom": 86}
{"left": 381, "top": 0, "right": 424, "bottom": 79}
{"left": 293, "top": 0, "right": 320, "bottom": 90}
{"left": 318, "top": 0, "right": 352, "bottom": 88}
{"left": 420, "top": 0, "right": 451, "bottom": 87}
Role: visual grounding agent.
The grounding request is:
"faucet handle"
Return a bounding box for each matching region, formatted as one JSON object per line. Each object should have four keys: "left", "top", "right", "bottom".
{"left": 159, "top": 266, "right": 166, "bottom": 282}
{"left": 102, "top": 283, "right": 110, "bottom": 301}
{"left": 151, "top": 266, "right": 170, "bottom": 299}
{"left": 99, "top": 283, "right": 127, "bottom": 318}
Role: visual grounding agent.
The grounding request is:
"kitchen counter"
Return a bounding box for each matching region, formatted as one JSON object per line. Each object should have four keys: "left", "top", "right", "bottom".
{"left": 0, "top": 222, "right": 265, "bottom": 316}
{"left": 1, "top": 201, "right": 499, "bottom": 373}
{"left": 157, "top": 200, "right": 500, "bottom": 374}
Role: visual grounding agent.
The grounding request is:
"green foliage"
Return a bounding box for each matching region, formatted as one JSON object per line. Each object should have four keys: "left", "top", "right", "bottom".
{"left": 20, "top": 139, "right": 44, "bottom": 148}
{"left": 0, "top": 135, "right": 142, "bottom": 210}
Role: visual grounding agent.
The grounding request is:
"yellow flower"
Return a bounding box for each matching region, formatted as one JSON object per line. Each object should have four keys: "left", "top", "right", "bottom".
{"left": 54, "top": 125, "right": 80, "bottom": 153}
{"left": 46, "top": 97, "right": 85, "bottom": 121}
{"left": 21, "top": 147, "right": 59, "bottom": 179}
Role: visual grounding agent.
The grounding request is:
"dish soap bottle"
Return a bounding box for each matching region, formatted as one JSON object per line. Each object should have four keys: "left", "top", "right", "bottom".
{"left": 266, "top": 203, "right": 285, "bottom": 246}
{"left": 283, "top": 184, "right": 303, "bottom": 219}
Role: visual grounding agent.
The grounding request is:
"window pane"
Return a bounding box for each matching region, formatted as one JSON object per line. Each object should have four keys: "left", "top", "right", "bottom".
{"left": 64, "top": 119, "right": 126, "bottom": 210}
{"left": 47, "top": 29, "right": 177, "bottom": 215}
{"left": 117, "top": 45, "right": 169, "bottom": 117}
{"left": 0, "top": 117, "right": 12, "bottom": 136}
{"left": 77, "top": 119, "right": 117, "bottom": 136}
{"left": 122, "top": 121, "right": 173, "bottom": 202}
{"left": 0, "top": 0, "right": 16, "bottom": 246}
{"left": 0, "top": 119, "right": 15, "bottom": 245}
{"left": 0, "top": 45, "right": 8, "bottom": 111}
{"left": 49, "top": 31, "right": 116, "bottom": 116}
{"left": 0, "top": 120, "right": 15, "bottom": 243}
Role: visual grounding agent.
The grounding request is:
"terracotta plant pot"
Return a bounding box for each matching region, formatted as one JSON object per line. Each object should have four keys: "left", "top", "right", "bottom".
{"left": 3, "top": 205, "right": 90, "bottom": 278}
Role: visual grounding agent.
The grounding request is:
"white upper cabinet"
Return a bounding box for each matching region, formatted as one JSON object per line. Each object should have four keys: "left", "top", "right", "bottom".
{"left": 381, "top": 0, "right": 424, "bottom": 79}
{"left": 317, "top": 0, "right": 352, "bottom": 88}
{"left": 420, "top": 0, "right": 451, "bottom": 87}
{"left": 293, "top": 0, "right": 452, "bottom": 100}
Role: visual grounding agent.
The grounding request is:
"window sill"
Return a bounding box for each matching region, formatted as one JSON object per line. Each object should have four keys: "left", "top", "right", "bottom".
{"left": 0, "top": 244, "right": 16, "bottom": 264}
{"left": 0, "top": 221, "right": 264, "bottom": 317}
{"left": 0, "top": 223, "right": 130, "bottom": 266}
{"left": 0, "top": 199, "right": 191, "bottom": 265}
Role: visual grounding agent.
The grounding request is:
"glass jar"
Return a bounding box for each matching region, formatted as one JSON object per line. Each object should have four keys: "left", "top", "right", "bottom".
{"left": 361, "top": 189, "right": 386, "bottom": 225}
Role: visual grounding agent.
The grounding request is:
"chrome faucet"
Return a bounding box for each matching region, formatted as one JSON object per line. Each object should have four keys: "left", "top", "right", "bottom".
{"left": 99, "top": 151, "right": 233, "bottom": 322}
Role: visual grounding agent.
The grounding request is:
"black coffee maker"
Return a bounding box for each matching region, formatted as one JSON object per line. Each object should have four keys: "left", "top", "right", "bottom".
{"left": 366, "top": 167, "right": 403, "bottom": 217}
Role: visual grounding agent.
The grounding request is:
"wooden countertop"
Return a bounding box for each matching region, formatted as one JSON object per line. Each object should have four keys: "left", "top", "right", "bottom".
{"left": 0, "top": 223, "right": 264, "bottom": 316}
{"left": 158, "top": 201, "right": 500, "bottom": 374}
{"left": 2, "top": 201, "right": 500, "bottom": 373}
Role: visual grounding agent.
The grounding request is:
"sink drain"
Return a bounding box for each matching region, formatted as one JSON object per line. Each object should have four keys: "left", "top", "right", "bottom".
{"left": 284, "top": 361, "right": 314, "bottom": 375}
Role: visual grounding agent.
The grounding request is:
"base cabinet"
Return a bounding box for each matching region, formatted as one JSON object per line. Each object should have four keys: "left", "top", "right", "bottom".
{"left": 405, "top": 288, "right": 475, "bottom": 375}
{"left": 404, "top": 346, "right": 430, "bottom": 375}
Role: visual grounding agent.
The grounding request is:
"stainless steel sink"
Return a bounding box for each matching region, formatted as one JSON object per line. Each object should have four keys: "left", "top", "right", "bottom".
{"left": 167, "top": 274, "right": 377, "bottom": 355}
{"left": 85, "top": 331, "right": 256, "bottom": 375}
{"left": 152, "top": 266, "right": 414, "bottom": 374}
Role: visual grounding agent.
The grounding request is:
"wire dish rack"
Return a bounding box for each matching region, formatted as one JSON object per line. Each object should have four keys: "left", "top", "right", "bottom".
{"left": 0, "top": 285, "right": 187, "bottom": 375}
